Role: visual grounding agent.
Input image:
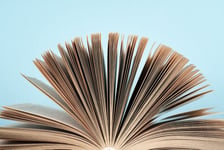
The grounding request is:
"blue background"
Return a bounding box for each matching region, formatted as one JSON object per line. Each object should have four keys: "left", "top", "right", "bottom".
{"left": 0, "top": 0, "right": 224, "bottom": 125}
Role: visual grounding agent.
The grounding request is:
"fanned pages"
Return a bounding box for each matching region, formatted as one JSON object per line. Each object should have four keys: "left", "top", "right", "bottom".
{"left": 1, "top": 33, "right": 224, "bottom": 150}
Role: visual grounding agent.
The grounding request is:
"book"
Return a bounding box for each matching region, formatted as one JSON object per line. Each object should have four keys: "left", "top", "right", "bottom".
{"left": 0, "top": 33, "right": 224, "bottom": 150}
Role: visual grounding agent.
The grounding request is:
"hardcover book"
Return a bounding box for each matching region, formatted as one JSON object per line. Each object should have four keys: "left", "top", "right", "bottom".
{"left": 1, "top": 33, "right": 224, "bottom": 150}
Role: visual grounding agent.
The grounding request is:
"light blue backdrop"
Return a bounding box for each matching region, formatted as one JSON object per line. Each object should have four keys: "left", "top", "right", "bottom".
{"left": 0, "top": 0, "right": 224, "bottom": 125}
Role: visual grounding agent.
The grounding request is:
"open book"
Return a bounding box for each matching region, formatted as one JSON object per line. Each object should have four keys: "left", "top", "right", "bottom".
{"left": 1, "top": 33, "right": 224, "bottom": 150}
